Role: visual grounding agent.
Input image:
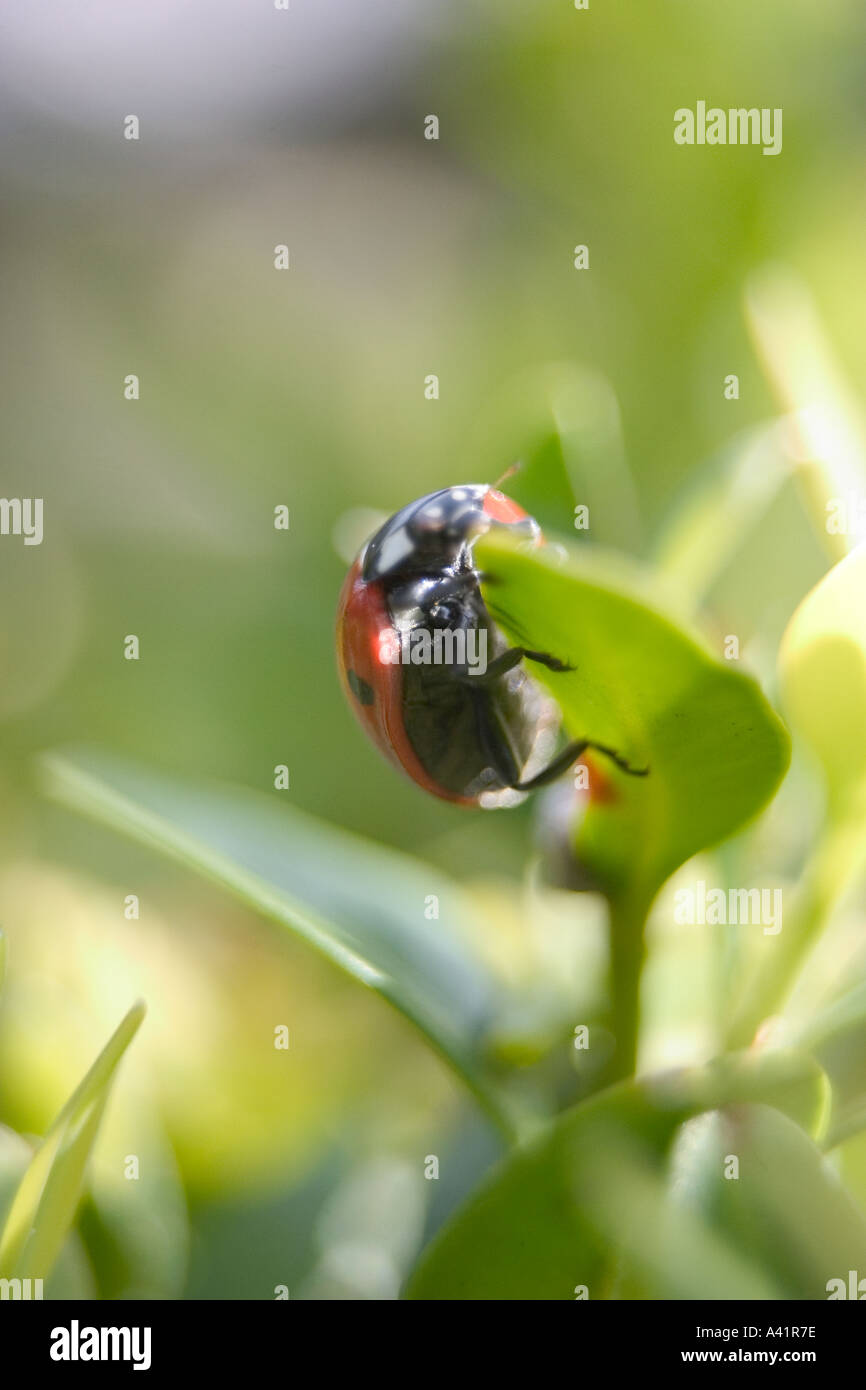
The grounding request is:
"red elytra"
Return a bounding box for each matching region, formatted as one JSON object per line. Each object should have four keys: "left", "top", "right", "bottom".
{"left": 335, "top": 556, "right": 445, "bottom": 798}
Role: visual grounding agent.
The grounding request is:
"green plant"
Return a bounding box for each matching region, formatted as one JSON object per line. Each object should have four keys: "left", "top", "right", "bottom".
{"left": 32, "top": 469, "right": 866, "bottom": 1296}
{"left": 0, "top": 992, "right": 144, "bottom": 1289}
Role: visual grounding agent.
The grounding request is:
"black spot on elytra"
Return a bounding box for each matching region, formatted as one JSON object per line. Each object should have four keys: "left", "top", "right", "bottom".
{"left": 347, "top": 669, "right": 374, "bottom": 705}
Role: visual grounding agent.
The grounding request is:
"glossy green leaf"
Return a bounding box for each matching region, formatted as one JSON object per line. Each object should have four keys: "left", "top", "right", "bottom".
{"left": 478, "top": 532, "right": 791, "bottom": 905}
{"left": 38, "top": 748, "right": 514, "bottom": 1133}
{"left": 0, "top": 1001, "right": 145, "bottom": 1282}
{"left": 407, "top": 1050, "right": 826, "bottom": 1300}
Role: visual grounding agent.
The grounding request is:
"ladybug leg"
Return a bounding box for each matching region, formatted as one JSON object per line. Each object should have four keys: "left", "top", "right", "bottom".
{"left": 522, "top": 649, "right": 574, "bottom": 673}
{"left": 512, "top": 739, "right": 649, "bottom": 791}
{"left": 471, "top": 691, "right": 523, "bottom": 787}
{"left": 465, "top": 646, "right": 524, "bottom": 682}
{"left": 456, "top": 646, "right": 573, "bottom": 686}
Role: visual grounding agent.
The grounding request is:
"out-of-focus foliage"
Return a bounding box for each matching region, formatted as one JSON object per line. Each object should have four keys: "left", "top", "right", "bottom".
{"left": 409, "top": 1053, "right": 838, "bottom": 1301}
{"left": 780, "top": 547, "right": 866, "bottom": 810}
{"left": 1, "top": 0, "right": 866, "bottom": 1299}
{"left": 38, "top": 748, "right": 515, "bottom": 1130}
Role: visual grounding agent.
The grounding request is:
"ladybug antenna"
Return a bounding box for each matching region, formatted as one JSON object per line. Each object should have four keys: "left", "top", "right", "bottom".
{"left": 492, "top": 460, "right": 522, "bottom": 491}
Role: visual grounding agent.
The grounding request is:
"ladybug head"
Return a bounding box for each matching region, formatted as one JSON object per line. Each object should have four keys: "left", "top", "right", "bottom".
{"left": 361, "top": 484, "right": 539, "bottom": 582}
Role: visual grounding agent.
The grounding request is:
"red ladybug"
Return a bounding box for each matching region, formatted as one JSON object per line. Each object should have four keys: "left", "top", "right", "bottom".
{"left": 336, "top": 484, "right": 646, "bottom": 806}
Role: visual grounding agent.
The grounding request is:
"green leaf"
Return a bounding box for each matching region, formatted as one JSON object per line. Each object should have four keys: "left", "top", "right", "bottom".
{"left": 779, "top": 545, "right": 866, "bottom": 814}
{"left": 746, "top": 266, "right": 866, "bottom": 565}
{"left": 471, "top": 362, "right": 642, "bottom": 548}
{"left": 0, "top": 1125, "right": 32, "bottom": 1233}
{"left": 707, "top": 1050, "right": 830, "bottom": 1142}
{"left": 0, "top": 1125, "right": 98, "bottom": 1300}
{"left": 798, "top": 980, "right": 866, "bottom": 1149}
{"left": 0, "top": 1001, "right": 145, "bottom": 1282}
{"left": 504, "top": 431, "right": 578, "bottom": 542}
{"left": 653, "top": 423, "right": 791, "bottom": 616}
{"left": 407, "top": 1050, "right": 826, "bottom": 1300}
{"left": 478, "top": 532, "right": 791, "bottom": 905}
{"left": 681, "top": 1103, "right": 866, "bottom": 1299}
{"left": 79, "top": 1093, "right": 190, "bottom": 1299}
{"left": 37, "top": 748, "right": 514, "bottom": 1134}
{"left": 728, "top": 548, "right": 866, "bottom": 1046}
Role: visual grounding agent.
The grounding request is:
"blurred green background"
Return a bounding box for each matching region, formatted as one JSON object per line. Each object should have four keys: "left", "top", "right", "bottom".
{"left": 1, "top": 0, "right": 865, "bottom": 1298}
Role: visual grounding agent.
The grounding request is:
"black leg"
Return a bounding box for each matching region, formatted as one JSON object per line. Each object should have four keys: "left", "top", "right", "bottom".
{"left": 472, "top": 689, "right": 523, "bottom": 788}
{"left": 469, "top": 647, "right": 524, "bottom": 682}
{"left": 455, "top": 645, "right": 573, "bottom": 686}
{"left": 522, "top": 649, "right": 574, "bottom": 673}
{"left": 512, "top": 738, "right": 649, "bottom": 791}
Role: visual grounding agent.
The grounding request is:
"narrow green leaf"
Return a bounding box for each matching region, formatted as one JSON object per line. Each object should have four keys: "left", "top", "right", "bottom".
{"left": 37, "top": 749, "right": 514, "bottom": 1134}
{"left": 0, "top": 1001, "right": 145, "bottom": 1282}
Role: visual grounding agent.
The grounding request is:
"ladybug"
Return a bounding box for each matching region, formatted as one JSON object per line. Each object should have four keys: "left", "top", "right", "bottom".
{"left": 336, "top": 483, "right": 647, "bottom": 806}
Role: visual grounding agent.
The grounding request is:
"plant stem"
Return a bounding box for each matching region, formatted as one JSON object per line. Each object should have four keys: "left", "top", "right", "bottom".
{"left": 725, "top": 803, "right": 866, "bottom": 1050}
{"left": 607, "top": 888, "right": 652, "bottom": 1081}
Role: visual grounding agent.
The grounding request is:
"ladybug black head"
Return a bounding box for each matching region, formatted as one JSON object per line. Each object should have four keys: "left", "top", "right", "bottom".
{"left": 361, "top": 484, "right": 537, "bottom": 583}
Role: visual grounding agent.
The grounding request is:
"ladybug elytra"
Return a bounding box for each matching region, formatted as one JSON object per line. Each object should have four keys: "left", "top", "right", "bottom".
{"left": 336, "top": 483, "right": 647, "bottom": 806}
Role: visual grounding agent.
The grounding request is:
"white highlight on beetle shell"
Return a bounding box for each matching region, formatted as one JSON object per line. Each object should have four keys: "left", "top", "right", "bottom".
{"left": 374, "top": 525, "right": 415, "bottom": 574}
